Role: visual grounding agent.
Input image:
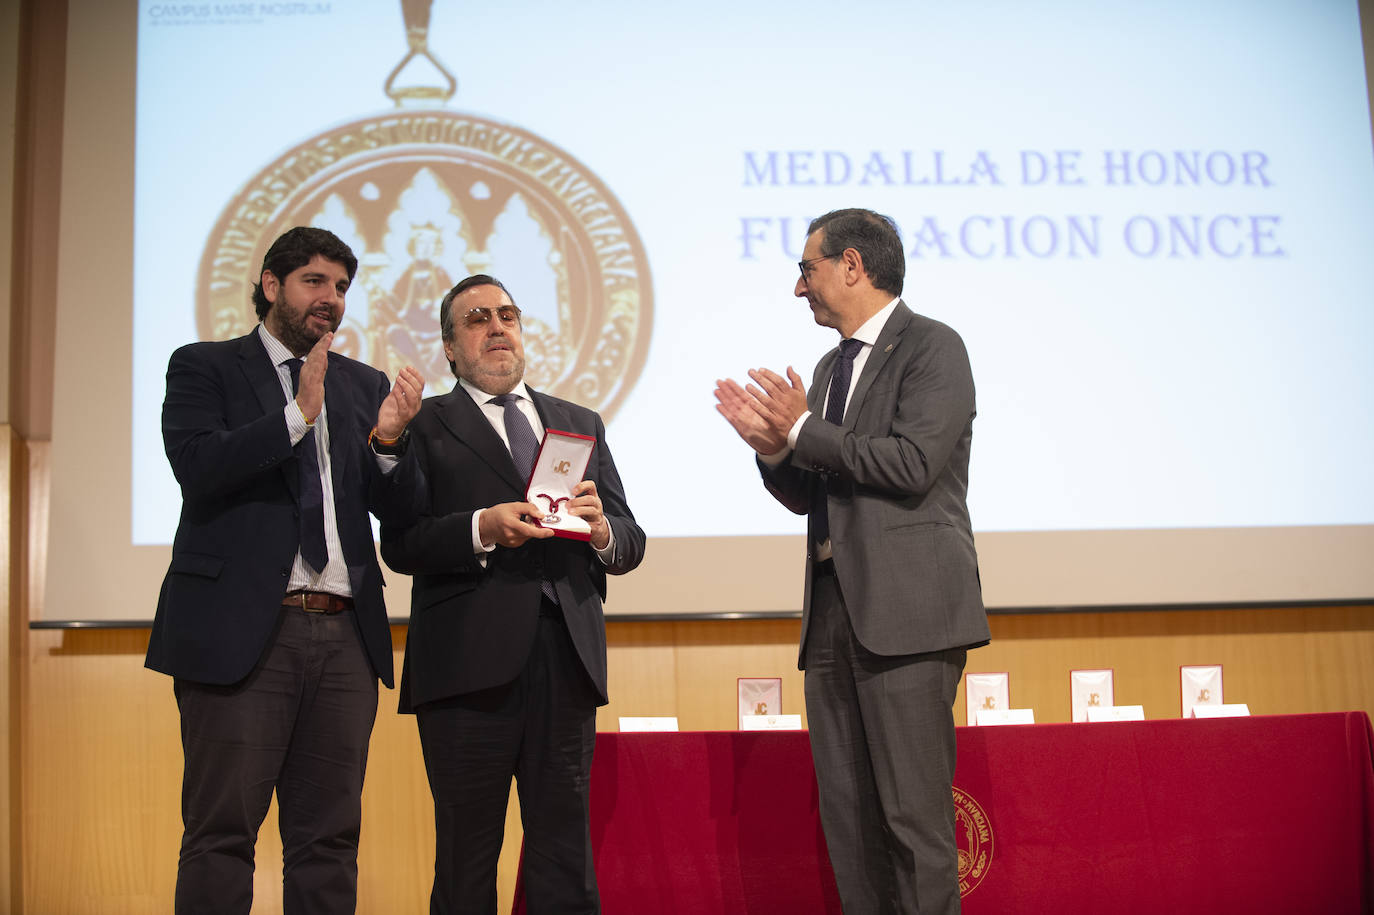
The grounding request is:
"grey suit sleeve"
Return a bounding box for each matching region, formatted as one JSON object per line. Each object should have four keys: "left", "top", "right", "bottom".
{"left": 792, "top": 323, "right": 975, "bottom": 497}
{"left": 758, "top": 455, "right": 812, "bottom": 515}
{"left": 754, "top": 357, "right": 831, "bottom": 515}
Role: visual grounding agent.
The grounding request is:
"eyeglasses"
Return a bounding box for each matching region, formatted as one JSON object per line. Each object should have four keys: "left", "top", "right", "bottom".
{"left": 461, "top": 304, "right": 522, "bottom": 327}
{"left": 798, "top": 253, "right": 840, "bottom": 278}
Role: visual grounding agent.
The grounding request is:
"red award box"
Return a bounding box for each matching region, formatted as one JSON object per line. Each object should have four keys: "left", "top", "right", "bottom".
{"left": 526, "top": 429, "right": 596, "bottom": 541}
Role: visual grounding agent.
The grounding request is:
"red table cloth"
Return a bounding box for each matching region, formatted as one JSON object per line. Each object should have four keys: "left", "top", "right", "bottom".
{"left": 514, "top": 712, "right": 1374, "bottom": 913}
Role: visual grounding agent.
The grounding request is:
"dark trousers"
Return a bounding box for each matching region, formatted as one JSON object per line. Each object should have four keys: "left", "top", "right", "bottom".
{"left": 415, "top": 606, "right": 600, "bottom": 915}
{"left": 803, "top": 564, "right": 967, "bottom": 915}
{"left": 173, "top": 607, "right": 378, "bottom": 915}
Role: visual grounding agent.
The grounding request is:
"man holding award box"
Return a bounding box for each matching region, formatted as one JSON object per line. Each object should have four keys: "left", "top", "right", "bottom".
{"left": 381, "top": 274, "right": 645, "bottom": 914}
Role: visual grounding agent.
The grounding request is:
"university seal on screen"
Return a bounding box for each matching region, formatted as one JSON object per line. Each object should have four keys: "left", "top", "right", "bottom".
{"left": 194, "top": 0, "right": 652, "bottom": 421}
{"left": 954, "top": 786, "right": 994, "bottom": 897}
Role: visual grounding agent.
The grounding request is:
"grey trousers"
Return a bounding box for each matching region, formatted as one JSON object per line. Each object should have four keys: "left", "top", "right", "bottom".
{"left": 804, "top": 563, "right": 967, "bottom": 915}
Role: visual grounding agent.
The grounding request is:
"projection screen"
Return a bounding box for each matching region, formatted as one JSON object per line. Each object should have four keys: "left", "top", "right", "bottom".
{"left": 41, "top": 0, "right": 1374, "bottom": 621}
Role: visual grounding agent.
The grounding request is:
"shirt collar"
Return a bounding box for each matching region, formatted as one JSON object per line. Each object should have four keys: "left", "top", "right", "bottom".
{"left": 849, "top": 297, "right": 901, "bottom": 347}
{"left": 457, "top": 375, "right": 533, "bottom": 407}
{"left": 257, "top": 322, "right": 295, "bottom": 367}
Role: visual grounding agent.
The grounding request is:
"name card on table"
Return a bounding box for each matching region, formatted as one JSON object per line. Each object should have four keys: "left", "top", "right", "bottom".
{"left": 618, "top": 717, "right": 680, "bottom": 732}
{"left": 1180, "top": 664, "right": 1224, "bottom": 718}
{"left": 527, "top": 429, "right": 596, "bottom": 541}
{"left": 1086, "top": 705, "right": 1146, "bottom": 722}
{"left": 741, "top": 714, "right": 803, "bottom": 731}
{"left": 975, "top": 708, "right": 1036, "bottom": 726}
{"left": 966, "top": 672, "right": 1011, "bottom": 726}
{"left": 738, "top": 677, "right": 783, "bottom": 729}
{"left": 1190, "top": 703, "right": 1250, "bottom": 718}
{"left": 1070, "top": 668, "right": 1116, "bottom": 723}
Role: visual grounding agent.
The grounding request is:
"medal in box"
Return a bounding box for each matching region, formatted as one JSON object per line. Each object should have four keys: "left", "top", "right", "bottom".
{"left": 527, "top": 429, "right": 596, "bottom": 541}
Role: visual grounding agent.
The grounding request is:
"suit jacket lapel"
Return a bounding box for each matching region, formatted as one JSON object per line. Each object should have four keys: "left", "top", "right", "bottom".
{"left": 530, "top": 388, "right": 571, "bottom": 436}
{"left": 238, "top": 331, "right": 299, "bottom": 499}
{"left": 240, "top": 330, "right": 288, "bottom": 416}
{"left": 843, "top": 302, "right": 912, "bottom": 431}
{"left": 435, "top": 387, "right": 527, "bottom": 492}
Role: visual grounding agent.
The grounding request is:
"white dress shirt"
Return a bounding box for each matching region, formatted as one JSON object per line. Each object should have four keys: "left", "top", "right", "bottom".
{"left": 259, "top": 324, "right": 355, "bottom": 595}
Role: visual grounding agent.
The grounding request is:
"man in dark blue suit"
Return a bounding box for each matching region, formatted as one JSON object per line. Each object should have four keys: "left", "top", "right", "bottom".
{"left": 146, "top": 226, "right": 426, "bottom": 913}
{"left": 382, "top": 275, "right": 645, "bottom": 914}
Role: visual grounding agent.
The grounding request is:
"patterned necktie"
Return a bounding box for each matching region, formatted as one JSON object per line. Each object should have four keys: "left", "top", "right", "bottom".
{"left": 287, "top": 359, "right": 329, "bottom": 572}
{"left": 491, "top": 393, "right": 539, "bottom": 482}
{"left": 814, "top": 338, "right": 864, "bottom": 547}
{"left": 824, "top": 338, "right": 864, "bottom": 424}
{"left": 490, "top": 393, "right": 559, "bottom": 605}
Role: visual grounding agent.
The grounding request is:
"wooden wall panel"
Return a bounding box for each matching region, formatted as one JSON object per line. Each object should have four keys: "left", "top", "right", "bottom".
{"left": 962, "top": 607, "right": 1374, "bottom": 723}
{"left": 596, "top": 622, "right": 682, "bottom": 728}
{"left": 599, "top": 620, "right": 805, "bottom": 732}
{"left": 20, "top": 607, "right": 1374, "bottom": 913}
{"left": 1, "top": 428, "right": 17, "bottom": 910}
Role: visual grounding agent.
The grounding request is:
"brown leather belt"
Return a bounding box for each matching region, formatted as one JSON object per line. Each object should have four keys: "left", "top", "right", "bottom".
{"left": 283, "top": 590, "right": 353, "bottom": 614}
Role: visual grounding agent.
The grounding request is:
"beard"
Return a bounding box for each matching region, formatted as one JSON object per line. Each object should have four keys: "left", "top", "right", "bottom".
{"left": 457, "top": 351, "right": 526, "bottom": 395}
{"left": 270, "top": 300, "right": 340, "bottom": 357}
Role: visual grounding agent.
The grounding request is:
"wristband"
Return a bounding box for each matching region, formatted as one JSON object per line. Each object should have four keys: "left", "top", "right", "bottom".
{"left": 369, "top": 426, "right": 409, "bottom": 455}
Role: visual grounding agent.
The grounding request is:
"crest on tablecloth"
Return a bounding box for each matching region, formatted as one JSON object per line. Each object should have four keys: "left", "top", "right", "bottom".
{"left": 954, "top": 786, "right": 994, "bottom": 897}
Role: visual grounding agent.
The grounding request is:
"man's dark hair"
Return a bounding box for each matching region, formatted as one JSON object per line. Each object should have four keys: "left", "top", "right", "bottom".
{"left": 807, "top": 208, "right": 905, "bottom": 297}
{"left": 251, "top": 227, "right": 359, "bottom": 319}
{"left": 438, "top": 274, "right": 518, "bottom": 377}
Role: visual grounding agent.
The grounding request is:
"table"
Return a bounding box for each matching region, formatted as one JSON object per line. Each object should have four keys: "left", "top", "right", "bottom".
{"left": 514, "top": 712, "right": 1374, "bottom": 913}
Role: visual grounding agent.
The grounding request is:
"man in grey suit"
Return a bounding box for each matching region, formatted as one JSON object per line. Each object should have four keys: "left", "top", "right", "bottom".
{"left": 715, "top": 208, "right": 989, "bottom": 914}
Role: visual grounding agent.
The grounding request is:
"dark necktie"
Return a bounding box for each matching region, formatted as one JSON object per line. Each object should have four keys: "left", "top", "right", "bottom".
{"left": 287, "top": 359, "right": 329, "bottom": 572}
{"left": 814, "top": 338, "right": 864, "bottom": 547}
{"left": 491, "top": 393, "right": 539, "bottom": 482}
{"left": 491, "top": 393, "right": 559, "bottom": 605}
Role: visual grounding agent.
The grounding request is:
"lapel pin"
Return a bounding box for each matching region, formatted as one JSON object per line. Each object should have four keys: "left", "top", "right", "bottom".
{"left": 884, "top": 344, "right": 894, "bottom": 353}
